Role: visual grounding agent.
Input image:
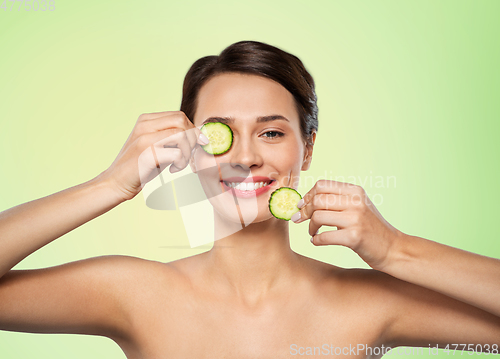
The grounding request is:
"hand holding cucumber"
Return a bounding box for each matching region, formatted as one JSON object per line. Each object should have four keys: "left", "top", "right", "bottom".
{"left": 290, "top": 179, "right": 403, "bottom": 271}
{"left": 101, "top": 111, "right": 209, "bottom": 202}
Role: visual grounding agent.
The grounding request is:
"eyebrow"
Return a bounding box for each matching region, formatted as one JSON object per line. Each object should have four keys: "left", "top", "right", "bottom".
{"left": 201, "top": 114, "right": 289, "bottom": 125}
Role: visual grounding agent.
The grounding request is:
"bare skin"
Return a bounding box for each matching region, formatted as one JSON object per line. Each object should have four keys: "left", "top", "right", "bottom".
{"left": 0, "top": 73, "right": 499, "bottom": 359}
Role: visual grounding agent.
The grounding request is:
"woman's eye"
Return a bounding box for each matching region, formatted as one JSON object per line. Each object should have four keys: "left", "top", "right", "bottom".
{"left": 262, "top": 131, "right": 284, "bottom": 139}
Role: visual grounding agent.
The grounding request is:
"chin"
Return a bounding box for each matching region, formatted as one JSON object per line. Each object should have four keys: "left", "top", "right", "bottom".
{"left": 211, "top": 198, "right": 275, "bottom": 226}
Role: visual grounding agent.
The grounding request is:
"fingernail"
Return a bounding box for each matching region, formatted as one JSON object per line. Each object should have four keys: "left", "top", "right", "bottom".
{"left": 198, "top": 133, "right": 209, "bottom": 145}
{"left": 291, "top": 211, "right": 301, "bottom": 223}
{"left": 297, "top": 199, "right": 304, "bottom": 208}
{"left": 310, "top": 236, "right": 314, "bottom": 243}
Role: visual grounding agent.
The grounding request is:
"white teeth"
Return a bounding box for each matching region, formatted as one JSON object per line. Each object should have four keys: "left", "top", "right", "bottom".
{"left": 224, "top": 181, "right": 272, "bottom": 191}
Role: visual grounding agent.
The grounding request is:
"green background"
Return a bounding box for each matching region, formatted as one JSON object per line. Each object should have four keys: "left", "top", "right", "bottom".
{"left": 1, "top": 0, "right": 499, "bottom": 357}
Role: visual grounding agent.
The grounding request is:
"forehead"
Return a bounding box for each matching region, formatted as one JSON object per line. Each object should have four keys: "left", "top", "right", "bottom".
{"left": 193, "top": 73, "right": 298, "bottom": 125}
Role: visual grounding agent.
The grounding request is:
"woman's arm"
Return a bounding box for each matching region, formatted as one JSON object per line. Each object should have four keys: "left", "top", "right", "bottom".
{"left": 0, "top": 173, "right": 123, "bottom": 279}
{"left": 0, "top": 172, "right": 132, "bottom": 338}
{"left": 384, "top": 232, "right": 500, "bottom": 318}
{"left": 344, "top": 268, "right": 500, "bottom": 349}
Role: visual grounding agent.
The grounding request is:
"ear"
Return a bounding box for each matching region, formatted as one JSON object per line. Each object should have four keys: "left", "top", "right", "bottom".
{"left": 301, "top": 131, "right": 316, "bottom": 171}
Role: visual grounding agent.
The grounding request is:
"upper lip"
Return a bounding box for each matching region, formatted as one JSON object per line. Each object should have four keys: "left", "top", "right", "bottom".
{"left": 221, "top": 176, "right": 274, "bottom": 184}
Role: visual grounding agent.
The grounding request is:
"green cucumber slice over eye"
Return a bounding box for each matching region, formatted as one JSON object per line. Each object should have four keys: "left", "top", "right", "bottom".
{"left": 200, "top": 122, "right": 233, "bottom": 155}
{"left": 268, "top": 187, "right": 302, "bottom": 221}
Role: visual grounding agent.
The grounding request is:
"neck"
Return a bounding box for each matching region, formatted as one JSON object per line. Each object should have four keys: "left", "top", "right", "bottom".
{"left": 203, "top": 211, "right": 301, "bottom": 306}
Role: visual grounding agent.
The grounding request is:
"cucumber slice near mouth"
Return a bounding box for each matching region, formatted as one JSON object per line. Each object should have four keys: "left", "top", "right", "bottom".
{"left": 268, "top": 187, "right": 302, "bottom": 221}
{"left": 200, "top": 122, "right": 233, "bottom": 155}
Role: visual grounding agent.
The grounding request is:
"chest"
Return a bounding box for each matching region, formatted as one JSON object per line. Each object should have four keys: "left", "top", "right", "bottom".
{"left": 122, "top": 293, "right": 385, "bottom": 359}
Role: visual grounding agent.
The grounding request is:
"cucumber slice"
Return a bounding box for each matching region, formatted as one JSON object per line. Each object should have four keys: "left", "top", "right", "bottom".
{"left": 200, "top": 122, "right": 233, "bottom": 155}
{"left": 268, "top": 187, "right": 302, "bottom": 221}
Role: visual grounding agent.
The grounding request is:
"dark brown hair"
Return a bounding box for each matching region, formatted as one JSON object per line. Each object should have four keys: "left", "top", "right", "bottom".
{"left": 180, "top": 40, "right": 318, "bottom": 145}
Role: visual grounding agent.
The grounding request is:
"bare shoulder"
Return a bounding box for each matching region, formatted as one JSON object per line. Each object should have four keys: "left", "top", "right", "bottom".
{"left": 295, "top": 255, "right": 405, "bottom": 319}
{"left": 71, "top": 254, "right": 188, "bottom": 290}
{"left": 297, "top": 254, "right": 408, "bottom": 296}
{"left": 108, "top": 254, "right": 196, "bottom": 298}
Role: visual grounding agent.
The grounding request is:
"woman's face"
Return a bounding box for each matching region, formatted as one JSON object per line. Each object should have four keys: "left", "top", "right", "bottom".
{"left": 190, "top": 72, "right": 314, "bottom": 224}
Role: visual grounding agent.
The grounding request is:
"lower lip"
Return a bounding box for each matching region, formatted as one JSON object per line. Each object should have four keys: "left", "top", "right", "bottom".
{"left": 221, "top": 181, "right": 275, "bottom": 198}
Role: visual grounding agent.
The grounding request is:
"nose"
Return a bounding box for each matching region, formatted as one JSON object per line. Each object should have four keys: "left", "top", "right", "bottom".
{"left": 228, "top": 134, "right": 263, "bottom": 171}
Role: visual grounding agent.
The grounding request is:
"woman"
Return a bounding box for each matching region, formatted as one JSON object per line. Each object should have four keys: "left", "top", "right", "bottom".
{"left": 0, "top": 40, "right": 499, "bottom": 358}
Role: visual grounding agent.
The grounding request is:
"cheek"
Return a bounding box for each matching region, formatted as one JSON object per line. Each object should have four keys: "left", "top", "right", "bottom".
{"left": 269, "top": 147, "right": 303, "bottom": 189}
{"left": 193, "top": 148, "right": 221, "bottom": 171}
{"left": 273, "top": 143, "right": 303, "bottom": 171}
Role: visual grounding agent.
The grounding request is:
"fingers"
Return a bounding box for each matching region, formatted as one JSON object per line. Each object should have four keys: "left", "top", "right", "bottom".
{"left": 301, "top": 180, "right": 363, "bottom": 207}
{"left": 107, "top": 111, "right": 203, "bottom": 200}
{"left": 156, "top": 130, "right": 193, "bottom": 173}
{"left": 138, "top": 110, "right": 186, "bottom": 122}
{"left": 139, "top": 129, "right": 195, "bottom": 172}
{"left": 293, "top": 193, "right": 349, "bottom": 223}
{"left": 308, "top": 210, "right": 353, "bottom": 237}
{"left": 292, "top": 180, "right": 368, "bottom": 247}
{"left": 311, "top": 228, "right": 354, "bottom": 247}
{"left": 153, "top": 147, "right": 183, "bottom": 174}
{"left": 149, "top": 115, "right": 202, "bottom": 147}
{"left": 134, "top": 111, "right": 205, "bottom": 147}
{"left": 294, "top": 180, "right": 366, "bottom": 224}
{"left": 138, "top": 147, "right": 183, "bottom": 185}
{"left": 132, "top": 110, "right": 205, "bottom": 174}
